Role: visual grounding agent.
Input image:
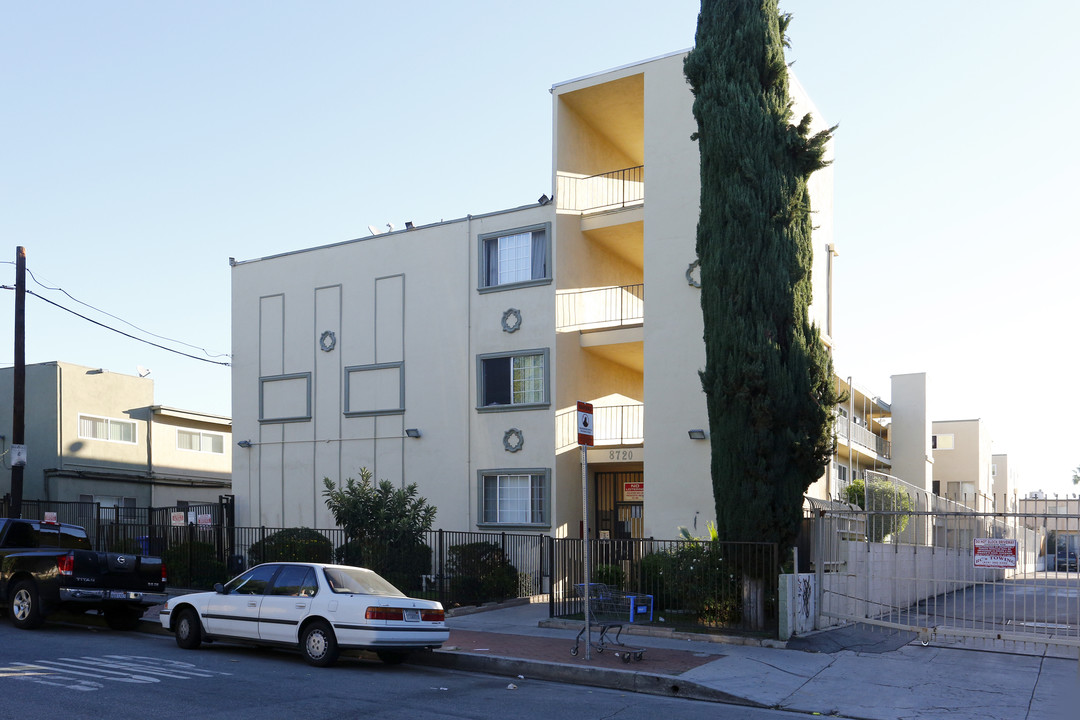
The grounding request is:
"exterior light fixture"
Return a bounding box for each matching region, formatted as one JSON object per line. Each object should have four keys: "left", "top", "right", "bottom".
{"left": 237, "top": 440, "right": 253, "bottom": 448}
{"left": 538, "top": 194, "right": 551, "bottom": 205}
{"left": 405, "top": 428, "right": 422, "bottom": 439}
{"left": 687, "top": 429, "right": 707, "bottom": 440}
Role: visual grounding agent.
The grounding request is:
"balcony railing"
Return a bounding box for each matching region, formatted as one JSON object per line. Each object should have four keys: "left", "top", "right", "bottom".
{"left": 556, "top": 284, "right": 643, "bottom": 331}
{"left": 556, "top": 166, "right": 644, "bottom": 213}
{"left": 835, "top": 415, "right": 891, "bottom": 459}
{"left": 556, "top": 404, "right": 644, "bottom": 451}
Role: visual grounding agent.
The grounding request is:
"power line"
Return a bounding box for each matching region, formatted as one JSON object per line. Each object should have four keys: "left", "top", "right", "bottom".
{"left": 23, "top": 266, "right": 230, "bottom": 360}
{"left": 25, "top": 289, "right": 230, "bottom": 367}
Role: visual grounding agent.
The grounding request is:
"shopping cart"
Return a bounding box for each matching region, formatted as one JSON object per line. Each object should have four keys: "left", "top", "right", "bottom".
{"left": 570, "top": 583, "right": 654, "bottom": 662}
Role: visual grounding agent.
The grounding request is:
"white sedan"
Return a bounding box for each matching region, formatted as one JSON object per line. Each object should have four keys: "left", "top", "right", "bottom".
{"left": 159, "top": 562, "right": 448, "bottom": 667}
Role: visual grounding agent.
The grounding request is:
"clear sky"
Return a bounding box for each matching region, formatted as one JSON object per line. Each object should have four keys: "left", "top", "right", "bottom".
{"left": 3, "top": 1, "right": 1077, "bottom": 496}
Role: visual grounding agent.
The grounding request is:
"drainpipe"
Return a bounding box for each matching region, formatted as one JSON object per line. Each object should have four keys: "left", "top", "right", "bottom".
{"left": 847, "top": 376, "right": 854, "bottom": 487}
{"left": 465, "top": 214, "right": 473, "bottom": 529}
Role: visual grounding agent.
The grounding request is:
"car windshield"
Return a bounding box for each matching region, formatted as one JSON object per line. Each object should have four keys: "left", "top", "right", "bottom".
{"left": 322, "top": 566, "right": 406, "bottom": 597}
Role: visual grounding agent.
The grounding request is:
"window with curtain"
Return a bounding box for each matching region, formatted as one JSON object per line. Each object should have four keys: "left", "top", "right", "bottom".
{"left": 481, "top": 472, "right": 547, "bottom": 525}
{"left": 479, "top": 351, "right": 547, "bottom": 408}
{"left": 480, "top": 225, "right": 549, "bottom": 289}
{"left": 78, "top": 414, "right": 137, "bottom": 444}
{"left": 177, "top": 429, "right": 225, "bottom": 454}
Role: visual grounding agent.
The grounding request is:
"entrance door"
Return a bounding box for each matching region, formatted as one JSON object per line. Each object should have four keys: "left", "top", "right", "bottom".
{"left": 595, "top": 471, "right": 643, "bottom": 539}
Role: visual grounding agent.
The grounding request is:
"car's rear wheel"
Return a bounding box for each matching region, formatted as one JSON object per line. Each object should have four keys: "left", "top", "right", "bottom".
{"left": 301, "top": 621, "right": 339, "bottom": 667}
{"left": 376, "top": 650, "right": 409, "bottom": 665}
{"left": 10, "top": 580, "right": 44, "bottom": 630}
{"left": 174, "top": 608, "right": 203, "bottom": 649}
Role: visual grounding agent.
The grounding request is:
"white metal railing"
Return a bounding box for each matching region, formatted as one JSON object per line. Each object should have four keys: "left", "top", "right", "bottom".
{"left": 835, "top": 415, "right": 891, "bottom": 458}
{"left": 555, "top": 404, "right": 643, "bottom": 451}
{"left": 556, "top": 166, "right": 644, "bottom": 213}
{"left": 556, "top": 284, "right": 643, "bottom": 331}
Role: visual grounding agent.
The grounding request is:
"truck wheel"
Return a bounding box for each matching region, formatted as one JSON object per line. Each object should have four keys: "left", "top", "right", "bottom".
{"left": 174, "top": 608, "right": 203, "bottom": 649}
{"left": 300, "top": 621, "right": 339, "bottom": 667}
{"left": 10, "top": 580, "right": 44, "bottom": 630}
{"left": 104, "top": 608, "right": 142, "bottom": 631}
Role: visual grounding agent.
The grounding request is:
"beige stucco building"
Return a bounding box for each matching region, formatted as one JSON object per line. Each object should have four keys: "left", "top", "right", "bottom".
{"left": 931, "top": 418, "right": 997, "bottom": 510}
{"left": 230, "top": 51, "right": 839, "bottom": 538}
{"left": 0, "top": 361, "right": 232, "bottom": 510}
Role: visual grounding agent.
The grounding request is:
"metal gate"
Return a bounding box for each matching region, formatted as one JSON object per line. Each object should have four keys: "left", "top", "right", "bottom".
{"left": 807, "top": 475, "right": 1080, "bottom": 650}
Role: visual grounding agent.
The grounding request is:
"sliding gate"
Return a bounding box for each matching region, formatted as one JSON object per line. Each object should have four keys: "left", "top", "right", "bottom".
{"left": 809, "top": 494, "right": 1080, "bottom": 650}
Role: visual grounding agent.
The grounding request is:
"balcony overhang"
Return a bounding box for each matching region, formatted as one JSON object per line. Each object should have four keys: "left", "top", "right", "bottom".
{"left": 579, "top": 327, "right": 644, "bottom": 373}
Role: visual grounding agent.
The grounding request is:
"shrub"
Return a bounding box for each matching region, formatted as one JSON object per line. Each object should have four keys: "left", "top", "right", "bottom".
{"left": 248, "top": 527, "right": 334, "bottom": 565}
{"left": 593, "top": 563, "right": 625, "bottom": 590}
{"left": 638, "top": 541, "right": 742, "bottom": 627}
{"left": 164, "top": 541, "right": 226, "bottom": 589}
{"left": 843, "top": 478, "right": 914, "bottom": 542}
{"left": 446, "top": 541, "right": 518, "bottom": 606}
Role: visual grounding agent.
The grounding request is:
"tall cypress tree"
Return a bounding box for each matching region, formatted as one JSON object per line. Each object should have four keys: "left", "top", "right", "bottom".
{"left": 684, "top": 0, "right": 839, "bottom": 548}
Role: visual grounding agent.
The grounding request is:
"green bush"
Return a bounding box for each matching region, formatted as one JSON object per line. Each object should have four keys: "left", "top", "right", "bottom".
{"left": 639, "top": 542, "right": 741, "bottom": 627}
{"left": 447, "top": 542, "right": 518, "bottom": 606}
{"left": 843, "top": 478, "right": 914, "bottom": 542}
{"left": 593, "top": 563, "right": 625, "bottom": 590}
{"left": 248, "top": 527, "right": 334, "bottom": 565}
{"left": 164, "top": 541, "right": 226, "bottom": 589}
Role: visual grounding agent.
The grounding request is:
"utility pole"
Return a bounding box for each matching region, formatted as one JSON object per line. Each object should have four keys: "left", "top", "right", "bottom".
{"left": 9, "top": 246, "right": 26, "bottom": 518}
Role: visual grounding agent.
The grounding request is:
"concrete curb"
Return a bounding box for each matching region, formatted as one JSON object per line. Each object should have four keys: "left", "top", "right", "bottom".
{"left": 409, "top": 648, "right": 764, "bottom": 707}
{"left": 538, "top": 617, "right": 788, "bottom": 649}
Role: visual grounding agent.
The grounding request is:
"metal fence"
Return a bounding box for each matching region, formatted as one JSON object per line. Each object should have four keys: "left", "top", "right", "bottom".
{"left": 807, "top": 498, "right": 1080, "bottom": 650}
{"left": 550, "top": 538, "right": 779, "bottom": 636}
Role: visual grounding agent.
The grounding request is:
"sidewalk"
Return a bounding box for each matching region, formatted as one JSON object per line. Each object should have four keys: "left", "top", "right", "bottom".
{"left": 412, "top": 600, "right": 1080, "bottom": 720}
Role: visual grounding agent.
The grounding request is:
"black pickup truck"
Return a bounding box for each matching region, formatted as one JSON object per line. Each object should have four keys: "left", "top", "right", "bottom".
{"left": 0, "top": 517, "right": 167, "bottom": 630}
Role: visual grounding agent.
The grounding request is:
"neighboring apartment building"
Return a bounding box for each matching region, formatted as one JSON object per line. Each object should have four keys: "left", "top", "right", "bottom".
{"left": 811, "top": 371, "right": 933, "bottom": 504}
{"left": 231, "top": 51, "right": 837, "bottom": 538}
{"left": 931, "top": 418, "right": 995, "bottom": 510}
{"left": 0, "top": 361, "right": 232, "bottom": 509}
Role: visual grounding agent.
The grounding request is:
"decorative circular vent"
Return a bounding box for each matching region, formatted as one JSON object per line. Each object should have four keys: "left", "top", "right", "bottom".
{"left": 502, "top": 308, "right": 523, "bottom": 333}
{"left": 319, "top": 330, "right": 337, "bottom": 352}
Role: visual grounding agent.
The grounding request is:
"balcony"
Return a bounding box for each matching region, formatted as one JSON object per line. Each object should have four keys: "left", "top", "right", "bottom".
{"left": 556, "top": 166, "right": 643, "bottom": 213}
{"left": 835, "top": 415, "right": 891, "bottom": 459}
{"left": 556, "top": 404, "right": 643, "bottom": 452}
{"left": 556, "top": 284, "right": 643, "bottom": 332}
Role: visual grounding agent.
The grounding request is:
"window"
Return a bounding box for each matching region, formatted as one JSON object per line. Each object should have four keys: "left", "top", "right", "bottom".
{"left": 479, "top": 470, "right": 549, "bottom": 526}
{"left": 78, "top": 414, "right": 137, "bottom": 444}
{"left": 836, "top": 464, "right": 848, "bottom": 482}
{"left": 932, "top": 434, "right": 955, "bottom": 450}
{"left": 478, "top": 350, "right": 548, "bottom": 409}
{"left": 479, "top": 224, "right": 550, "bottom": 290}
{"left": 225, "top": 564, "right": 278, "bottom": 595}
{"left": 270, "top": 566, "right": 318, "bottom": 597}
{"left": 177, "top": 429, "right": 225, "bottom": 454}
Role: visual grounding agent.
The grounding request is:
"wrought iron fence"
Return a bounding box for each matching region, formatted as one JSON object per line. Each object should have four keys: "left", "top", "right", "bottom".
{"left": 550, "top": 538, "right": 779, "bottom": 636}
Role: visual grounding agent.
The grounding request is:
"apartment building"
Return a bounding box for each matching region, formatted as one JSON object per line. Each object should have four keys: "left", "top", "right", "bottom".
{"left": 0, "top": 361, "right": 232, "bottom": 509}
{"left": 931, "top": 418, "right": 995, "bottom": 509}
{"left": 230, "top": 51, "right": 838, "bottom": 539}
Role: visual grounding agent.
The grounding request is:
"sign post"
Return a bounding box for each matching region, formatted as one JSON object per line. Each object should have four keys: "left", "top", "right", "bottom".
{"left": 577, "top": 401, "right": 594, "bottom": 660}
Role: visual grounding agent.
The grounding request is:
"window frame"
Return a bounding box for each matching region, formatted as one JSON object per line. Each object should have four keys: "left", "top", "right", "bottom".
{"left": 343, "top": 362, "right": 405, "bottom": 417}
{"left": 77, "top": 413, "right": 138, "bottom": 445}
{"left": 476, "top": 348, "right": 550, "bottom": 412}
{"left": 477, "top": 223, "right": 552, "bottom": 293}
{"left": 259, "top": 372, "right": 313, "bottom": 424}
{"left": 176, "top": 428, "right": 226, "bottom": 454}
{"left": 477, "top": 468, "right": 550, "bottom": 529}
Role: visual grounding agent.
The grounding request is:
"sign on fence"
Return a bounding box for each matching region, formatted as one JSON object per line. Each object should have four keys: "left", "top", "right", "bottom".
{"left": 973, "top": 538, "right": 1017, "bottom": 568}
{"left": 171, "top": 512, "right": 186, "bottom": 527}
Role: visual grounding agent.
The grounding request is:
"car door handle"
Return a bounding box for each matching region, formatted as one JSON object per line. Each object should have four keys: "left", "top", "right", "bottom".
{"left": 248, "top": 601, "right": 257, "bottom": 607}
{"left": 295, "top": 603, "right": 307, "bottom": 609}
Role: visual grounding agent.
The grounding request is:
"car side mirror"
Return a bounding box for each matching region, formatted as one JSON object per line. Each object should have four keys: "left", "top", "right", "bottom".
{"left": 214, "top": 583, "right": 225, "bottom": 594}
